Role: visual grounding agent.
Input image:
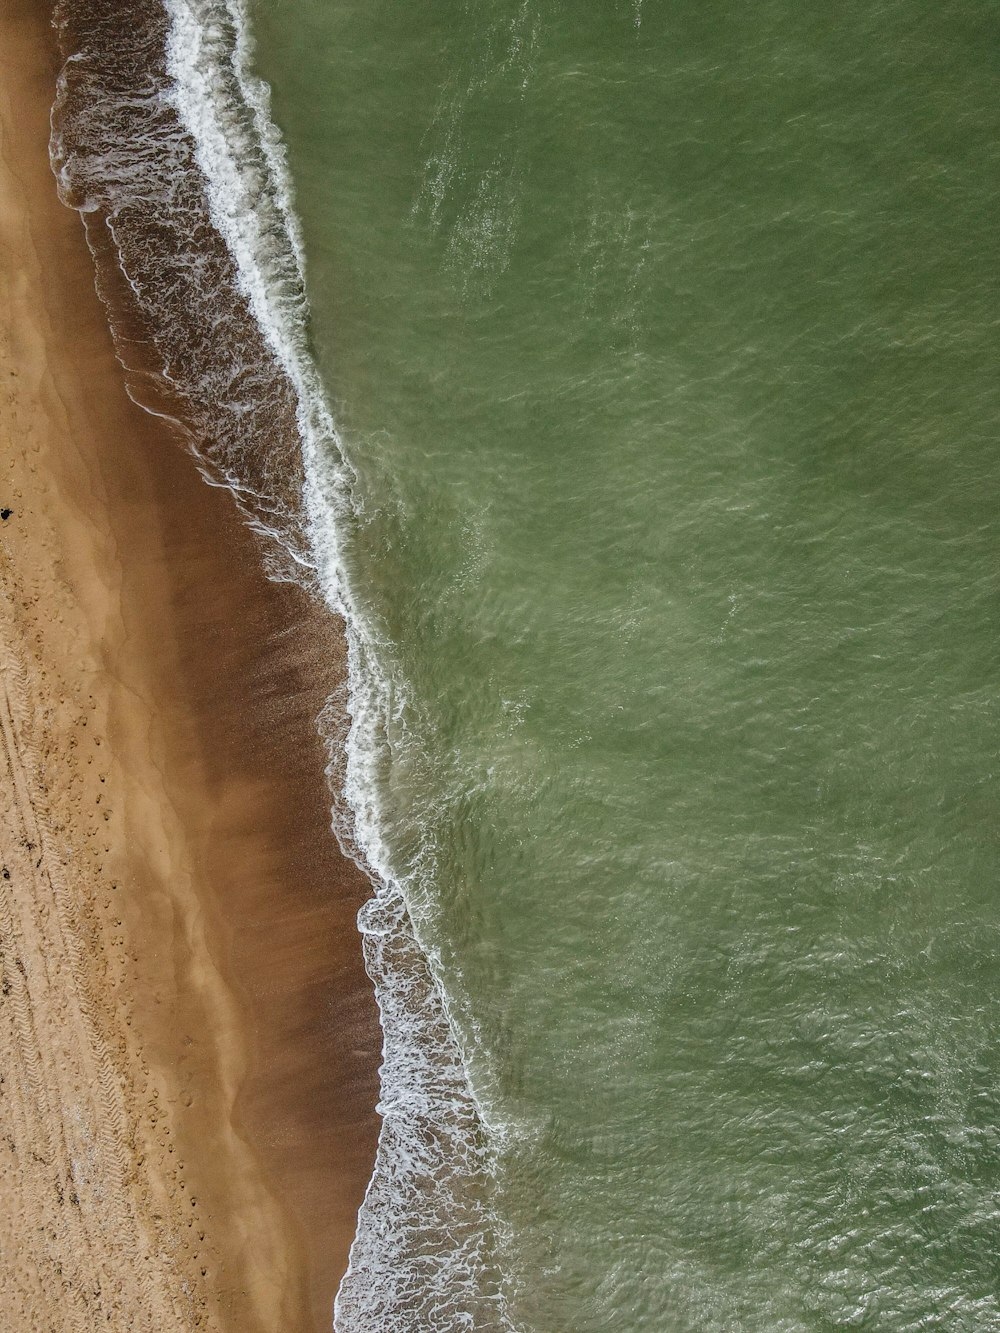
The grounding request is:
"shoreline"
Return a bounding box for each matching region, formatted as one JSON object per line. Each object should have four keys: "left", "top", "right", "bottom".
{"left": 0, "top": 2, "right": 380, "bottom": 1329}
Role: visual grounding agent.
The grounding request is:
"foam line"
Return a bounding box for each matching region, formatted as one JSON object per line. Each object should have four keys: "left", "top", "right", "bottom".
{"left": 51, "top": 0, "right": 517, "bottom": 1325}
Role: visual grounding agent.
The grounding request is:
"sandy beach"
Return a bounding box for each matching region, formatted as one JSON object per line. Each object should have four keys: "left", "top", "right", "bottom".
{"left": 0, "top": 2, "right": 380, "bottom": 1329}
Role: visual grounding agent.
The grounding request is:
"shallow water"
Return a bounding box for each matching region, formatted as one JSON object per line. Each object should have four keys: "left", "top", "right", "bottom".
{"left": 248, "top": 1, "right": 1000, "bottom": 1326}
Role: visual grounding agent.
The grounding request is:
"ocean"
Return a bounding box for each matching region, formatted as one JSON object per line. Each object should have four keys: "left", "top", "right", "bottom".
{"left": 53, "top": 0, "right": 1000, "bottom": 1327}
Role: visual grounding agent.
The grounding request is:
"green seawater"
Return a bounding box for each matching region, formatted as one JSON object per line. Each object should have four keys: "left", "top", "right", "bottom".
{"left": 250, "top": 1, "right": 1000, "bottom": 1327}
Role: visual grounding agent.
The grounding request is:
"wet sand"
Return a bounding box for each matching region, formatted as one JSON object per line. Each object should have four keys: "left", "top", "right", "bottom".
{"left": 0, "top": 2, "right": 380, "bottom": 1329}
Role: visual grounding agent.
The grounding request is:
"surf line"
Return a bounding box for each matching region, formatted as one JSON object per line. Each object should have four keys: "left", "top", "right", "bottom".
{"left": 51, "top": 0, "right": 517, "bottom": 1326}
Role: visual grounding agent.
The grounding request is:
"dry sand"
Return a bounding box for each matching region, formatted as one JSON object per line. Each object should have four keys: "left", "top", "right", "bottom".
{"left": 0, "top": 2, "right": 380, "bottom": 1329}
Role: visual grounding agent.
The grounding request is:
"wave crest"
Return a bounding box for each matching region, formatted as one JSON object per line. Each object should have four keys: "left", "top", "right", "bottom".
{"left": 50, "top": 0, "right": 515, "bottom": 1326}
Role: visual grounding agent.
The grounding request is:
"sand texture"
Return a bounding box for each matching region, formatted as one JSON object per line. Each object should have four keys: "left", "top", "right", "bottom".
{"left": 0, "top": 3, "right": 380, "bottom": 1329}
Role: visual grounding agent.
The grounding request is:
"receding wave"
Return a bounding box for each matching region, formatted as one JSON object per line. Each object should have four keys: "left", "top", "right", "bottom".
{"left": 49, "top": 0, "right": 515, "bottom": 1326}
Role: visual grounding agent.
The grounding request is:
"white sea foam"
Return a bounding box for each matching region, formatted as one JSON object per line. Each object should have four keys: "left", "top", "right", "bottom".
{"left": 53, "top": 0, "right": 518, "bottom": 1325}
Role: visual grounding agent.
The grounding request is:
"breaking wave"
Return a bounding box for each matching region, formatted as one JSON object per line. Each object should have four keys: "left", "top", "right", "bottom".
{"left": 50, "top": 0, "right": 515, "bottom": 1326}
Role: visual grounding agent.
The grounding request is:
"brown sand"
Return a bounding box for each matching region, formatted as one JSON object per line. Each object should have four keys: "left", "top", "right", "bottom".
{"left": 0, "top": 2, "right": 381, "bottom": 1330}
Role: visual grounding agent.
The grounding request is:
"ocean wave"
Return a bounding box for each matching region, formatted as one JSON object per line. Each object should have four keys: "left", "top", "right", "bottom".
{"left": 50, "top": 0, "right": 515, "bottom": 1326}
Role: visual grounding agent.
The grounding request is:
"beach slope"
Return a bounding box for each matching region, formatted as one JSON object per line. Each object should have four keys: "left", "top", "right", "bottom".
{"left": 0, "top": 2, "right": 379, "bottom": 1329}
